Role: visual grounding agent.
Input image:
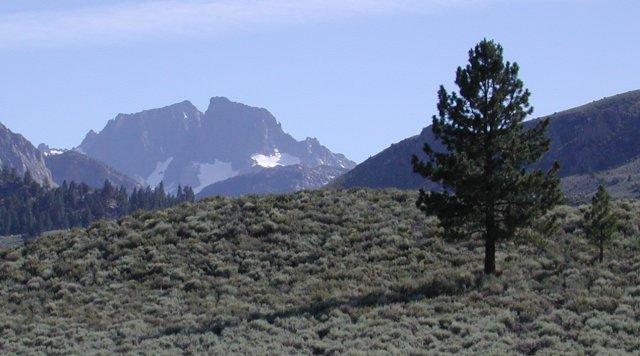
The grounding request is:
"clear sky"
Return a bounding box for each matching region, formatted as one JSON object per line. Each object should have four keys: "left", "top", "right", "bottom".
{"left": 0, "top": 0, "right": 638, "bottom": 163}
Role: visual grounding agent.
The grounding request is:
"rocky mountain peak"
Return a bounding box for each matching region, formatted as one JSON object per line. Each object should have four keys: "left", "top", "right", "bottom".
{"left": 0, "top": 121, "right": 54, "bottom": 185}
{"left": 77, "top": 97, "right": 355, "bottom": 195}
{"left": 205, "top": 97, "right": 281, "bottom": 134}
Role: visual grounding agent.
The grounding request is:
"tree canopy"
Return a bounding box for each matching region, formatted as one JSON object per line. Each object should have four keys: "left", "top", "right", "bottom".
{"left": 412, "top": 39, "right": 563, "bottom": 274}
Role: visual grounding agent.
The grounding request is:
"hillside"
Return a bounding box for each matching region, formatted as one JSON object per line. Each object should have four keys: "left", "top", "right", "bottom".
{"left": 562, "top": 156, "right": 640, "bottom": 201}
{"left": 330, "top": 127, "right": 437, "bottom": 190}
{"left": 1, "top": 189, "right": 639, "bottom": 353}
{"left": 333, "top": 90, "right": 640, "bottom": 197}
{"left": 43, "top": 150, "right": 142, "bottom": 191}
{"left": 197, "top": 165, "right": 348, "bottom": 198}
{"left": 534, "top": 90, "right": 640, "bottom": 177}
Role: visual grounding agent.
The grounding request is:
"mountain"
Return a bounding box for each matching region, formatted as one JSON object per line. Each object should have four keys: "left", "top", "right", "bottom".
{"left": 333, "top": 90, "right": 640, "bottom": 197}
{"left": 78, "top": 97, "right": 355, "bottom": 195}
{"left": 39, "top": 146, "right": 142, "bottom": 191}
{"left": 0, "top": 121, "right": 53, "bottom": 185}
{"left": 330, "top": 127, "right": 437, "bottom": 191}
{"left": 560, "top": 156, "right": 640, "bottom": 200}
{"left": 532, "top": 90, "right": 640, "bottom": 177}
{"left": 196, "top": 164, "right": 349, "bottom": 198}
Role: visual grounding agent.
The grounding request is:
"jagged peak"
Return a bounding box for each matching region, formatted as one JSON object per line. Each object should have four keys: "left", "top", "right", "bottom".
{"left": 209, "top": 96, "right": 231, "bottom": 104}
{"left": 204, "top": 96, "right": 282, "bottom": 136}
{"left": 207, "top": 96, "right": 274, "bottom": 118}
{"left": 115, "top": 100, "right": 200, "bottom": 119}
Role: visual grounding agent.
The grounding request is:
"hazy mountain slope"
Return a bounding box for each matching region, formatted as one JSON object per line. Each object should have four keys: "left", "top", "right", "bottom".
{"left": 196, "top": 164, "right": 348, "bottom": 198}
{"left": 43, "top": 150, "right": 142, "bottom": 191}
{"left": 0, "top": 189, "right": 638, "bottom": 353}
{"left": 561, "top": 155, "right": 640, "bottom": 200}
{"left": 0, "top": 121, "right": 53, "bottom": 185}
{"left": 330, "top": 127, "right": 440, "bottom": 190}
{"left": 534, "top": 90, "right": 640, "bottom": 176}
{"left": 333, "top": 90, "right": 640, "bottom": 196}
{"left": 78, "top": 97, "right": 354, "bottom": 194}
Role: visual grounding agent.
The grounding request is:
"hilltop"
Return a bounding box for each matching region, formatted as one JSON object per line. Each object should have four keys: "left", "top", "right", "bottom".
{"left": 1, "top": 189, "right": 639, "bottom": 353}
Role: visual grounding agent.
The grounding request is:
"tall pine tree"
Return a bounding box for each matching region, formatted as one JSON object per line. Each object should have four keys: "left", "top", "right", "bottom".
{"left": 584, "top": 185, "right": 618, "bottom": 264}
{"left": 412, "top": 39, "right": 563, "bottom": 274}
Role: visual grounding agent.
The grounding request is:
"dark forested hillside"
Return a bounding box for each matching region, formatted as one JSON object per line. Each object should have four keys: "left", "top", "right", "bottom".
{"left": 0, "top": 167, "right": 193, "bottom": 236}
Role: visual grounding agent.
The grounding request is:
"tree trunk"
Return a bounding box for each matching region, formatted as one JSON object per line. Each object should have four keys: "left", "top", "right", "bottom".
{"left": 599, "top": 240, "right": 604, "bottom": 263}
{"left": 485, "top": 235, "right": 496, "bottom": 274}
{"left": 485, "top": 207, "right": 497, "bottom": 275}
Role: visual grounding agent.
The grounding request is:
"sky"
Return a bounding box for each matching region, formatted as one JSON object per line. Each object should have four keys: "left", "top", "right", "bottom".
{"left": 0, "top": 0, "right": 638, "bottom": 164}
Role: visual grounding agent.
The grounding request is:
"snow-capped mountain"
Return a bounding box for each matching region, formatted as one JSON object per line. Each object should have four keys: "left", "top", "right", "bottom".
{"left": 77, "top": 97, "right": 355, "bottom": 194}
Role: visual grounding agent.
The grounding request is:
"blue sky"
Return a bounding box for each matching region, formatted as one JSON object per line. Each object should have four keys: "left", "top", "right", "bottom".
{"left": 0, "top": 0, "right": 638, "bottom": 163}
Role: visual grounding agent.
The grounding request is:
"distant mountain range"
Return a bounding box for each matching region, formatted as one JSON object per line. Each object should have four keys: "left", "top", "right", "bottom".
{"left": 333, "top": 90, "right": 640, "bottom": 198}
{"left": 76, "top": 97, "right": 355, "bottom": 197}
{"left": 0, "top": 97, "right": 354, "bottom": 197}
{"left": 2, "top": 90, "right": 640, "bottom": 199}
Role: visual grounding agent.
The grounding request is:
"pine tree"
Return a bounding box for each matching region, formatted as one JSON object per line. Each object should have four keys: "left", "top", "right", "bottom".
{"left": 102, "top": 179, "right": 115, "bottom": 198}
{"left": 176, "top": 185, "right": 184, "bottom": 202}
{"left": 154, "top": 181, "right": 166, "bottom": 209}
{"left": 116, "top": 185, "right": 130, "bottom": 216}
{"left": 584, "top": 185, "right": 618, "bottom": 263}
{"left": 183, "top": 186, "right": 195, "bottom": 203}
{"left": 412, "top": 39, "right": 563, "bottom": 274}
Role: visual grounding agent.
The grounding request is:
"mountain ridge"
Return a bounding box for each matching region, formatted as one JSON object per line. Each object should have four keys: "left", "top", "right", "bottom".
{"left": 41, "top": 149, "right": 142, "bottom": 191}
{"left": 78, "top": 97, "right": 355, "bottom": 195}
{"left": 332, "top": 89, "right": 640, "bottom": 197}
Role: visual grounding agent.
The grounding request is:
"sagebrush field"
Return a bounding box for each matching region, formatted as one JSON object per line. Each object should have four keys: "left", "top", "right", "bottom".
{"left": 1, "top": 189, "right": 639, "bottom": 354}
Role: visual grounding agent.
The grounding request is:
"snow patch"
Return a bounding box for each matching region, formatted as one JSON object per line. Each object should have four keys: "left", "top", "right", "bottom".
{"left": 43, "top": 149, "right": 65, "bottom": 157}
{"left": 183, "top": 112, "right": 188, "bottom": 119}
{"left": 147, "top": 157, "right": 174, "bottom": 188}
{"left": 251, "top": 149, "right": 301, "bottom": 168}
{"left": 193, "top": 160, "right": 239, "bottom": 193}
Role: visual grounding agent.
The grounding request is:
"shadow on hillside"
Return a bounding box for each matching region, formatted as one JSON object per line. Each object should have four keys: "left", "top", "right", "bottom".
{"left": 155, "top": 273, "right": 480, "bottom": 339}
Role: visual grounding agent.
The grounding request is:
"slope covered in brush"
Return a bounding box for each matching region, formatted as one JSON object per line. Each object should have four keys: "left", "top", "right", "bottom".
{"left": 0, "top": 189, "right": 639, "bottom": 353}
